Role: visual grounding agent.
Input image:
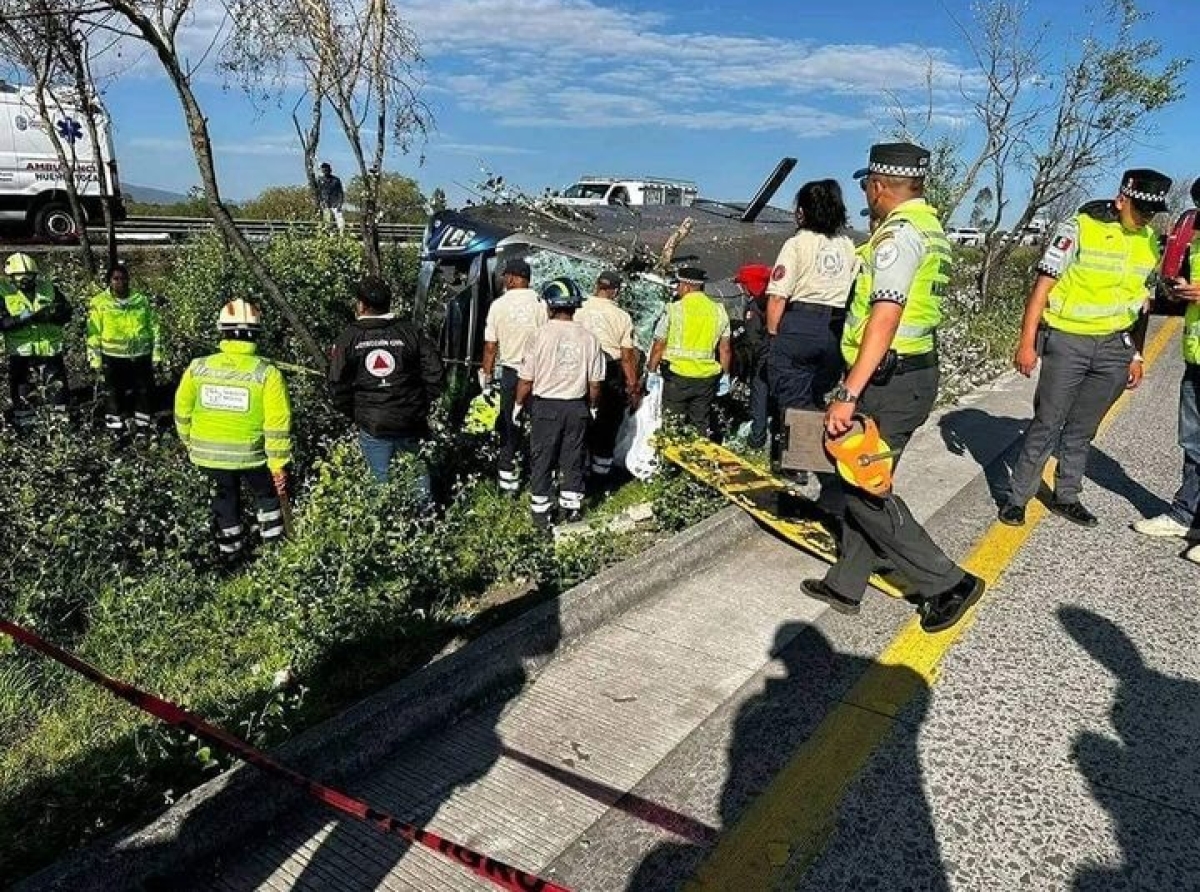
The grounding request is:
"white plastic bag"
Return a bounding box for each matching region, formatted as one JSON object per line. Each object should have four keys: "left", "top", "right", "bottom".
{"left": 614, "top": 385, "right": 662, "bottom": 480}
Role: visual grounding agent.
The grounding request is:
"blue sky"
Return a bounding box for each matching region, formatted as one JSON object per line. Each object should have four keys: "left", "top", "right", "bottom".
{"left": 92, "top": 0, "right": 1198, "bottom": 222}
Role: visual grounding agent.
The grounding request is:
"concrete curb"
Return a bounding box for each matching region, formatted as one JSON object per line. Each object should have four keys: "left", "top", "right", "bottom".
{"left": 22, "top": 507, "right": 755, "bottom": 892}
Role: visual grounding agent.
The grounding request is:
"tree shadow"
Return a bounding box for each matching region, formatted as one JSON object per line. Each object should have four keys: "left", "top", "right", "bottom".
{"left": 1059, "top": 607, "right": 1200, "bottom": 890}
{"left": 628, "top": 621, "right": 947, "bottom": 890}
{"left": 145, "top": 597, "right": 565, "bottom": 891}
{"left": 937, "top": 408, "right": 1026, "bottom": 505}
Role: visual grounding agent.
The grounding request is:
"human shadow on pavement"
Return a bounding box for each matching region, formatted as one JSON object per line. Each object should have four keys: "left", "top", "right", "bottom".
{"left": 1060, "top": 607, "right": 1200, "bottom": 891}
{"left": 1082, "top": 445, "right": 1173, "bottom": 520}
{"left": 937, "top": 408, "right": 1026, "bottom": 504}
{"left": 628, "top": 621, "right": 948, "bottom": 891}
{"left": 163, "top": 595, "right": 564, "bottom": 892}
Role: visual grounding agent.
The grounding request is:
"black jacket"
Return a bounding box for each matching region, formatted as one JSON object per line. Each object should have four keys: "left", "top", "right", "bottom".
{"left": 328, "top": 316, "right": 444, "bottom": 437}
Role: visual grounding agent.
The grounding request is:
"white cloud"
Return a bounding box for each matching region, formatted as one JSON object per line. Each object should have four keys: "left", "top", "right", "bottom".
{"left": 403, "top": 0, "right": 979, "bottom": 137}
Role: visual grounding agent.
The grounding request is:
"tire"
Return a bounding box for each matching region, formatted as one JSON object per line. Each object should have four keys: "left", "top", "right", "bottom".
{"left": 32, "top": 201, "right": 80, "bottom": 243}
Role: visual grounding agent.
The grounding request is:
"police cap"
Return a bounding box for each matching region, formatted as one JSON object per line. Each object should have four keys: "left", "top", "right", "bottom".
{"left": 853, "top": 142, "right": 931, "bottom": 180}
{"left": 1120, "top": 169, "right": 1171, "bottom": 213}
{"left": 675, "top": 265, "right": 707, "bottom": 284}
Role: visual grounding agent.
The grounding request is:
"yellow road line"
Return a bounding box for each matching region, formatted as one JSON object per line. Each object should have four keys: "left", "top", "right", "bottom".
{"left": 687, "top": 318, "right": 1181, "bottom": 891}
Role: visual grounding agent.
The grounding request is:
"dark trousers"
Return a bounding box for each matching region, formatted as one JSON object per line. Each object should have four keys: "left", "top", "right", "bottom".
{"left": 1170, "top": 365, "right": 1200, "bottom": 526}
{"left": 588, "top": 360, "right": 626, "bottom": 475}
{"left": 8, "top": 354, "right": 68, "bottom": 423}
{"left": 823, "top": 363, "right": 965, "bottom": 602}
{"left": 529, "top": 397, "right": 589, "bottom": 519}
{"left": 663, "top": 370, "right": 720, "bottom": 434}
{"left": 204, "top": 466, "right": 285, "bottom": 558}
{"left": 748, "top": 357, "right": 770, "bottom": 448}
{"left": 496, "top": 366, "right": 522, "bottom": 491}
{"left": 768, "top": 304, "right": 845, "bottom": 412}
{"left": 1007, "top": 329, "right": 1133, "bottom": 506}
{"left": 102, "top": 355, "right": 155, "bottom": 429}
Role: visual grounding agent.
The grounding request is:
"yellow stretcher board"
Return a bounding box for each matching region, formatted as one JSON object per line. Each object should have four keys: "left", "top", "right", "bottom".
{"left": 660, "top": 438, "right": 906, "bottom": 599}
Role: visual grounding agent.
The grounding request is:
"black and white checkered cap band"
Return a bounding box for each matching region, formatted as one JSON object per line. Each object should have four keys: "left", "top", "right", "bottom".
{"left": 868, "top": 161, "right": 928, "bottom": 178}
{"left": 1121, "top": 184, "right": 1166, "bottom": 202}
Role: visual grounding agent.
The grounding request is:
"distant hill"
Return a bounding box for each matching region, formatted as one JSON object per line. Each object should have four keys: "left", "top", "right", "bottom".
{"left": 123, "top": 183, "right": 189, "bottom": 204}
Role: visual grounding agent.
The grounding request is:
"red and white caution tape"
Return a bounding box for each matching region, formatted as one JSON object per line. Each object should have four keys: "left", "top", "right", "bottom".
{"left": 0, "top": 619, "right": 571, "bottom": 892}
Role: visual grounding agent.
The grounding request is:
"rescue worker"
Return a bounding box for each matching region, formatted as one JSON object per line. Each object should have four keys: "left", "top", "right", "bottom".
{"left": 999, "top": 169, "right": 1171, "bottom": 528}
{"left": 328, "top": 276, "right": 444, "bottom": 489}
{"left": 765, "top": 179, "right": 858, "bottom": 418}
{"left": 175, "top": 299, "right": 292, "bottom": 566}
{"left": 480, "top": 257, "right": 548, "bottom": 494}
{"left": 86, "top": 261, "right": 162, "bottom": 434}
{"left": 802, "top": 142, "right": 984, "bottom": 634}
{"left": 0, "top": 252, "right": 71, "bottom": 427}
{"left": 515, "top": 277, "right": 605, "bottom": 529}
{"left": 646, "top": 266, "right": 732, "bottom": 436}
{"left": 575, "top": 269, "right": 640, "bottom": 483}
{"left": 732, "top": 263, "right": 772, "bottom": 449}
{"left": 1133, "top": 176, "right": 1200, "bottom": 558}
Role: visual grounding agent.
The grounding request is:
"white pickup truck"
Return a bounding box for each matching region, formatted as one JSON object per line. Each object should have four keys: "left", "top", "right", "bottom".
{"left": 0, "top": 79, "right": 125, "bottom": 241}
{"left": 553, "top": 175, "right": 698, "bottom": 208}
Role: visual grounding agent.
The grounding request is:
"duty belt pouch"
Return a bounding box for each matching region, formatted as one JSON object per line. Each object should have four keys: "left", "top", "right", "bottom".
{"left": 1035, "top": 324, "right": 1049, "bottom": 356}
{"left": 870, "top": 349, "right": 898, "bottom": 386}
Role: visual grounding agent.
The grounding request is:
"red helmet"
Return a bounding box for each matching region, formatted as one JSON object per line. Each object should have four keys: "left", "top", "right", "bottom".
{"left": 734, "top": 263, "right": 772, "bottom": 299}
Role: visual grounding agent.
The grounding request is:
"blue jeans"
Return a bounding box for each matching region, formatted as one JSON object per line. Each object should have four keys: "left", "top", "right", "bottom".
{"left": 1169, "top": 365, "right": 1200, "bottom": 526}
{"left": 358, "top": 431, "right": 429, "bottom": 496}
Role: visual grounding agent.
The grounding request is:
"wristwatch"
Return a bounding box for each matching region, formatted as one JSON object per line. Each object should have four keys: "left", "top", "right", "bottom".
{"left": 830, "top": 384, "right": 859, "bottom": 404}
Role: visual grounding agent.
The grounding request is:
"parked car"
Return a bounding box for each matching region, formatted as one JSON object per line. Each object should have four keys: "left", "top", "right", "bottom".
{"left": 946, "top": 226, "right": 985, "bottom": 247}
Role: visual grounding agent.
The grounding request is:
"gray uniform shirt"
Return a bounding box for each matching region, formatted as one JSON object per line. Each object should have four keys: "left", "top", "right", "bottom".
{"left": 868, "top": 212, "right": 927, "bottom": 305}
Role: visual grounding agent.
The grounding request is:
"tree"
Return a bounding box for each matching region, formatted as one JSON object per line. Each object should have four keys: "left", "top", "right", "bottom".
{"left": 240, "top": 185, "right": 316, "bottom": 221}
{"left": 222, "top": 0, "right": 432, "bottom": 276}
{"left": 968, "top": 187, "right": 995, "bottom": 230}
{"left": 347, "top": 171, "right": 425, "bottom": 222}
{"left": 429, "top": 186, "right": 447, "bottom": 214}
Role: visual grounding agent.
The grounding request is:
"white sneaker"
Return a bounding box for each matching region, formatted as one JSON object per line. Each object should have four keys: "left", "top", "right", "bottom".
{"left": 1132, "top": 514, "right": 1191, "bottom": 538}
{"left": 1186, "top": 544, "right": 1200, "bottom": 565}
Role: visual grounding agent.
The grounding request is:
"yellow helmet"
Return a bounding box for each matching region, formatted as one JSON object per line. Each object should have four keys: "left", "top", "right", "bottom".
{"left": 216, "top": 298, "right": 263, "bottom": 332}
{"left": 4, "top": 253, "right": 38, "bottom": 278}
{"left": 464, "top": 390, "right": 499, "bottom": 434}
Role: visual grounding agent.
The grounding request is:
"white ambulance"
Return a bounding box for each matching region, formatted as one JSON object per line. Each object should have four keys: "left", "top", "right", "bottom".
{"left": 0, "top": 79, "right": 124, "bottom": 241}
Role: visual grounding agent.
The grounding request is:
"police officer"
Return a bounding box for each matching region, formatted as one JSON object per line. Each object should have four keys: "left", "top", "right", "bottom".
{"left": 802, "top": 142, "right": 984, "bottom": 634}
{"left": 0, "top": 252, "right": 71, "bottom": 427}
{"left": 575, "top": 269, "right": 640, "bottom": 483}
{"left": 86, "top": 261, "right": 162, "bottom": 434}
{"left": 515, "top": 278, "right": 605, "bottom": 529}
{"left": 175, "top": 299, "right": 292, "bottom": 566}
{"left": 646, "top": 266, "right": 732, "bottom": 436}
{"left": 480, "top": 257, "right": 548, "bottom": 494}
{"left": 328, "top": 276, "right": 444, "bottom": 489}
{"left": 1000, "top": 168, "right": 1171, "bottom": 528}
{"left": 1135, "top": 176, "right": 1200, "bottom": 559}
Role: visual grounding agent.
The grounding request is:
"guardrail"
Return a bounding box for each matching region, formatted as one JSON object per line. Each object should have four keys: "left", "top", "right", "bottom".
{"left": 91, "top": 216, "right": 427, "bottom": 245}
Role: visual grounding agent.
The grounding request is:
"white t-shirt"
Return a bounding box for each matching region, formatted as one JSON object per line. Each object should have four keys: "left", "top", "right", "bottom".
{"left": 518, "top": 319, "right": 606, "bottom": 400}
{"left": 483, "top": 288, "right": 548, "bottom": 368}
{"left": 766, "top": 230, "right": 859, "bottom": 308}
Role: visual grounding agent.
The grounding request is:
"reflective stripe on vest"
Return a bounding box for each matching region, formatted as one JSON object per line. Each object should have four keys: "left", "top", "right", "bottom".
{"left": 664, "top": 294, "right": 723, "bottom": 378}
{"left": 842, "top": 200, "right": 949, "bottom": 366}
{"left": 88, "top": 289, "right": 158, "bottom": 359}
{"left": 184, "top": 351, "right": 272, "bottom": 470}
{"left": 2, "top": 282, "right": 64, "bottom": 357}
{"left": 1044, "top": 214, "right": 1158, "bottom": 336}
{"left": 1184, "top": 303, "right": 1200, "bottom": 365}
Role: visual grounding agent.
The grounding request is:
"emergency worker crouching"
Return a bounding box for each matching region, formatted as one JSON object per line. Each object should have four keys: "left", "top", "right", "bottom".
{"left": 87, "top": 261, "right": 162, "bottom": 435}
{"left": 1000, "top": 168, "right": 1171, "bottom": 528}
{"left": 0, "top": 252, "right": 72, "bottom": 427}
{"left": 175, "top": 299, "right": 292, "bottom": 567}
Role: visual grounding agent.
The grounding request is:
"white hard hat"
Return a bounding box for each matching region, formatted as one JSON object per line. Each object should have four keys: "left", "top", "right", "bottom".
{"left": 216, "top": 298, "right": 262, "bottom": 331}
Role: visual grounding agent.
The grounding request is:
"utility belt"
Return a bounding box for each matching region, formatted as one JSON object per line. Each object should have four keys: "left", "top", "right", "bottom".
{"left": 871, "top": 350, "right": 936, "bottom": 386}
{"left": 1037, "top": 323, "right": 1133, "bottom": 354}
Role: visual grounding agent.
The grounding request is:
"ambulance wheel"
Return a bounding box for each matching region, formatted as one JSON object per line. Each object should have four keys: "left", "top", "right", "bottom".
{"left": 33, "top": 202, "right": 80, "bottom": 243}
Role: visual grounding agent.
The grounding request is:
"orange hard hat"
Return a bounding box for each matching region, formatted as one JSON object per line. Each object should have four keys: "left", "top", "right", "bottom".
{"left": 824, "top": 416, "right": 895, "bottom": 496}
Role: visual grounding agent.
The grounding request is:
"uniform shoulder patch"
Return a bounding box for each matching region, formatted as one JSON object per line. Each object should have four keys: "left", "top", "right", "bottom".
{"left": 874, "top": 239, "right": 901, "bottom": 270}
{"left": 1053, "top": 235, "right": 1073, "bottom": 251}
{"left": 771, "top": 264, "right": 787, "bottom": 281}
